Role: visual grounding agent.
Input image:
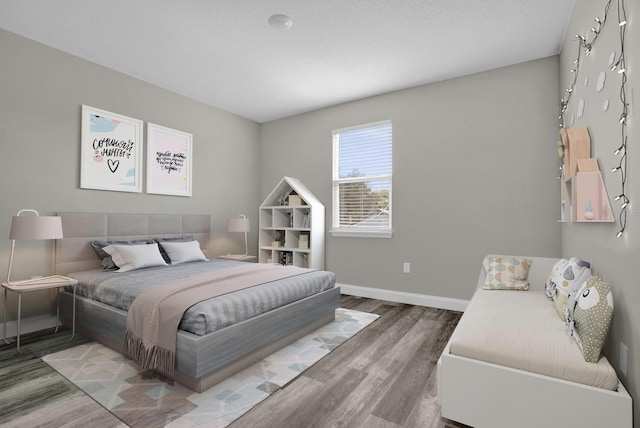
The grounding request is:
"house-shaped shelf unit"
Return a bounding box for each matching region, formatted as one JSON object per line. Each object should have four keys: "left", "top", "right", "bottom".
{"left": 259, "top": 177, "right": 325, "bottom": 269}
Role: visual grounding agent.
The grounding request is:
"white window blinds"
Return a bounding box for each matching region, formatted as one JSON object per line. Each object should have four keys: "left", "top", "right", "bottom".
{"left": 332, "top": 120, "right": 392, "bottom": 237}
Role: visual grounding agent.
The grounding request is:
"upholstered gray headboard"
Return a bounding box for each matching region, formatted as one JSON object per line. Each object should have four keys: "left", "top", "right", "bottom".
{"left": 54, "top": 212, "right": 211, "bottom": 275}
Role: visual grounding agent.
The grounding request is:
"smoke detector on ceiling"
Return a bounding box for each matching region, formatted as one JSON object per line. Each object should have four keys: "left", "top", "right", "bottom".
{"left": 268, "top": 14, "right": 293, "bottom": 30}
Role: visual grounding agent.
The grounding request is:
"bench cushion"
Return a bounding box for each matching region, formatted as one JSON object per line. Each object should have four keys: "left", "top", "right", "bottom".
{"left": 448, "top": 288, "right": 619, "bottom": 390}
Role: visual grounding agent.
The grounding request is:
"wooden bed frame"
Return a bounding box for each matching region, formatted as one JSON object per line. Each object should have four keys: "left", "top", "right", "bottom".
{"left": 54, "top": 212, "right": 340, "bottom": 392}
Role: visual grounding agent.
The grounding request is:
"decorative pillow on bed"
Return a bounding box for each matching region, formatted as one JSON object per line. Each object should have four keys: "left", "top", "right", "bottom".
{"left": 102, "top": 243, "right": 167, "bottom": 272}
{"left": 482, "top": 256, "right": 532, "bottom": 290}
{"left": 547, "top": 257, "right": 591, "bottom": 320}
{"left": 154, "top": 236, "right": 194, "bottom": 263}
{"left": 570, "top": 276, "right": 614, "bottom": 363}
{"left": 544, "top": 258, "right": 568, "bottom": 300}
{"left": 158, "top": 240, "right": 208, "bottom": 264}
{"left": 91, "top": 239, "right": 152, "bottom": 271}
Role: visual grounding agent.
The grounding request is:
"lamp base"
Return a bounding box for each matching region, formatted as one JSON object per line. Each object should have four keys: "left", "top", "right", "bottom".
{"left": 218, "top": 254, "right": 257, "bottom": 262}
{"left": 222, "top": 254, "right": 249, "bottom": 259}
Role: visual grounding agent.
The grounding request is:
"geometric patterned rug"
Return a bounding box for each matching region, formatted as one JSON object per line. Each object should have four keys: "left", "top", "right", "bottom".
{"left": 43, "top": 308, "right": 378, "bottom": 427}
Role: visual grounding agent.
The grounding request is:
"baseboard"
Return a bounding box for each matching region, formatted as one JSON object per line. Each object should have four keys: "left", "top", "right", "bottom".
{"left": 2, "top": 314, "right": 57, "bottom": 339}
{"left": 338, "top": 283, "right": 469, "bottom": 312}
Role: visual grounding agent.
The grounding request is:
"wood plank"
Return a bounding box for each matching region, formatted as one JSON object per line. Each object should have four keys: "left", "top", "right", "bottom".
{"left": 303, "top": 303, "right": 408, "bottom": 384}
{"left": 339, "top": 295, "right": 390, "bottom": 312}
{"left": 1, "top": 392, "right": 126, "bottom": 428}
{"left": 315, "top": 361, "right": 399, "bottom": 428}
{"left": 370, "top": 312, "right": 446, "bottom": 425}
{"left": 232, "top": 374, "right": 331, "bottom": 427}
{"left": 361, "top": 414, "right": 403, "bottom": 427}
{"left": 319, "top": 308, "right": 447, "bottom": 428}
{"left": 291, "top": 368, "right": 370, "bottom": 428}
{"left": 0, "top": 329, "right": 122, "bottom": 427}
{"left": 403, "top": 362, "right": 468, "bottom": 428}
{"left": 231, "top": 297, "right": 464, "bottom": 428}
{"left": 347, "top": 304, "right": 425, "bottom": 373}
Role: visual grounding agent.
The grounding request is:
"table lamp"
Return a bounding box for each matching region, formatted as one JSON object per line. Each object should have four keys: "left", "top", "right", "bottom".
{"left": 227, "top": 214, "right": 250, "bottom": 257}
{"left": 6, "top": 209, "right": 63, "bottom": 285}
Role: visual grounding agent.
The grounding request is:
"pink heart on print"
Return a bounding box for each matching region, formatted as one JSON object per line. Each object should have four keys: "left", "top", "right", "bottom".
{"left": 107, "top": 159, "right": 120, "bottom": 173}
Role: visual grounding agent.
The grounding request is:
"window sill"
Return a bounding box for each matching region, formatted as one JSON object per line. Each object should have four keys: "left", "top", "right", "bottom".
{"left": 330, "top": 229, "right": 393, "bottom": 238}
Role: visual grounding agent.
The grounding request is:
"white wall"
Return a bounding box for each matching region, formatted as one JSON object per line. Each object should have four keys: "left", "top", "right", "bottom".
{"left": 0, "top": 29, "right": 261, "bottom": 319}
{"left": 260, "top": 57, "right": 562, "bottom": 301}
{"left": 559, "top": 0, "right": 639, "bottom": 422}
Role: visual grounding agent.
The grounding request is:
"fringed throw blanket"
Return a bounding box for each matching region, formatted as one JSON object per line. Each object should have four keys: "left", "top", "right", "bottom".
{"left": 124, "top": 263, "right": 313, "bottom": 375}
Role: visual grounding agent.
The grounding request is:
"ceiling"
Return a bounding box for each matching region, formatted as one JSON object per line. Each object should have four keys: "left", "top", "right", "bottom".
{"left": 0, "top": 0, "right": 575, "bottom": 123}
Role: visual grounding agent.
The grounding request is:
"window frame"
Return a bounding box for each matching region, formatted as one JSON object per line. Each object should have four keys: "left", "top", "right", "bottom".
{"left": 331, "top": 120, "right": 393, "bottom": 238}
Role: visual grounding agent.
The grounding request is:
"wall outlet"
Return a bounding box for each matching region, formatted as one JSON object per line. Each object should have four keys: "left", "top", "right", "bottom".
{"left": 403, "top": 262, "right": 411, "bottom": 273}
{"left": 620, "top": 342, "right": 628, "bottom": 377}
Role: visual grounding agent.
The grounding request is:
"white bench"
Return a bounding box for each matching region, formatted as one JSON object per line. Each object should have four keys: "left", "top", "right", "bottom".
{"left": 437, "top": 255, "right": 632, "bottom": 428}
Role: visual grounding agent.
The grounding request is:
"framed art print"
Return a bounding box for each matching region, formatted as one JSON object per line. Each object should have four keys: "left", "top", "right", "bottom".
{"left": 146, "top": 123, "right": 193, "bottom": 197}
{"left": 80, "top": 105, "right": 143, "bottom": 192}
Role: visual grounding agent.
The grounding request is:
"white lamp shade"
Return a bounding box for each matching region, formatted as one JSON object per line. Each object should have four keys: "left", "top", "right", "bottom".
{"left": 10, "top": 214, "right": 63, "bottom": 240}
{"left": 227, "top": 216, "right": 250, "bottom": 233}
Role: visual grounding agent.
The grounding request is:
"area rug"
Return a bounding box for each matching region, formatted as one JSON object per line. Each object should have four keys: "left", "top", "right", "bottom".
{"left": 43, "top": 308, "right": 378, "bottom": 427}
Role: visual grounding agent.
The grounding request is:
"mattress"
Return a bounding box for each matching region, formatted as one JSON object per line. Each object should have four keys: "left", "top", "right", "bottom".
{"left": 448, "top": 288, "right": 619, "bottom": 390}
{"left": 68, "top": 259, "right": 336, "bottom": 336}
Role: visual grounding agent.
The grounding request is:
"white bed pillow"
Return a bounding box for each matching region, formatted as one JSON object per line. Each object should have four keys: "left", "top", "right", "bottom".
{"left": 103, "top": 243, "right": 167, "bottom": 272}
{"left": 153, "top": 236, "right": 194, "bottom": 263}
{"left": 90, "top": 239, "right": 152, "bottom": 271}
{"left": 158, "top": 240, "right": 208, "bottom": 264}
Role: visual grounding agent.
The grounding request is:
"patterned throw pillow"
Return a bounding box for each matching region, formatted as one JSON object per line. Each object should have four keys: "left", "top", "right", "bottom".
{"left": 545, "top": 258, "right": 568, "bottom": 299}
{"left": 570, "top": 276, "right": 614, "bottom": 363}
{"left": 546, "top": 257, "right": 591, "bottom": 320}
{"left": 482, "top": 257, "right": 532, "bottom": 290}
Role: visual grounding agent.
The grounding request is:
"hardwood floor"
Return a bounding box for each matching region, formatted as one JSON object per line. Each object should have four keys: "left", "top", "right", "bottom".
{"left": 0, "top": 296, "right": 466, "bottom": 427}
{"left": 231, "top": 296, "right": 466, "bottom": 428}
{"left": 0, "top": 328, "right": 125, "bottom": 427}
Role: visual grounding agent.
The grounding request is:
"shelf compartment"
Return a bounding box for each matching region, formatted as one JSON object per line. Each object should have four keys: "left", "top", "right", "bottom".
{"left": 259, "top": 208, "right": 274, "bottom": 228}
{"left": 272, "top": 208, "right": 294, "bottom": 228}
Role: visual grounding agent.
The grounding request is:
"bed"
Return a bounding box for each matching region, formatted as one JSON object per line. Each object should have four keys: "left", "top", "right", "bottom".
{"left": 54, "top": 212, "right": 340, "bottom": 392}
{"left": 437, "top": 255, "right": 632, "bottom": 428}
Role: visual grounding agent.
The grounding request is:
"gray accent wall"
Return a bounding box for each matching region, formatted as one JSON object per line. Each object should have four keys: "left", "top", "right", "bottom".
{"left": 0, "top": 30, "right": 260, "bottom": 318}
{"left": 260, "top": 57, "right": 562, "bottom": 300}
{"left": 560, "top": 0, "right": 640, "bottom": 422}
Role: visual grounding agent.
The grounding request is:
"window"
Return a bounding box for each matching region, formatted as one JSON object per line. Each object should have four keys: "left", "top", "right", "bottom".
{"left": 332, "top": 120, "right": 392, "bottom": 238}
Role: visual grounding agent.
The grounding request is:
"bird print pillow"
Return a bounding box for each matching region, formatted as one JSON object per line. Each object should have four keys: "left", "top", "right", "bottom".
{"left": 570, "top": 276, "right": 614, "bottom": 363}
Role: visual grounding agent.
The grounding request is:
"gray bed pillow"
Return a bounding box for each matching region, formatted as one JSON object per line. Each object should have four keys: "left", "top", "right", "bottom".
{"left": 91, "top": 239, "right": 152, "bottom": 271}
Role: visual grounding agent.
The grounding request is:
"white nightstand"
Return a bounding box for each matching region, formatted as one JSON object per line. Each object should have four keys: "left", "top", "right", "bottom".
{"left": 2, "top": 275, "right": 78, "bottom": 352}
{"left": 218, "top": 254, "right": 257, "bottom": 262}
